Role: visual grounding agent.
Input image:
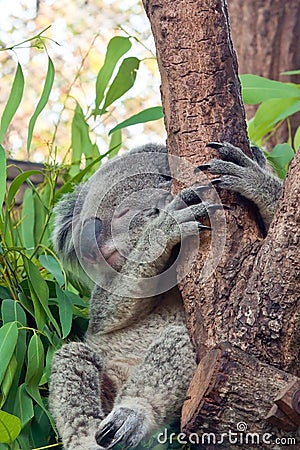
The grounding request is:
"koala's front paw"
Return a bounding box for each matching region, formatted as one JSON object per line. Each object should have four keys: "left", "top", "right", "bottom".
{"left": 163, "top": 184, "right": 227, "bottom": 242}
{"left": 95, "top": 407, "right": 149, "bottom": 449}
{"left": 195, "top": 141, "right": 282, "bottom": 229}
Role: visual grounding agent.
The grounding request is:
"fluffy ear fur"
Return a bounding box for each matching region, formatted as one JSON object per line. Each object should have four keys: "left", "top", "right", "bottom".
{"left": 52, "top": 185, "right": 94, "bottom": 294}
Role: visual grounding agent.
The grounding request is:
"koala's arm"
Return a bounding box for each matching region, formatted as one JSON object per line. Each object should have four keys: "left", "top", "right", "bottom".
{"left": 88, "top": 186, "right": 214, "bottom": 334}
{"left": 196, "top": 142, "right": 283, "bottom": 230}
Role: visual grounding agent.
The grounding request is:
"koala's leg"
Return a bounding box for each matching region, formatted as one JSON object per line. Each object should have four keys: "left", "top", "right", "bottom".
{"left": 96, "top": 325, "right": 196, "bottom": 449}
{"left": 49, "top": 342, "right": 104, "bottom": 450}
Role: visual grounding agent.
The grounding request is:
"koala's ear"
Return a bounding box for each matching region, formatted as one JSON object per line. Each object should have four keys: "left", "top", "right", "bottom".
{"left": 52, "top": 185, "right": 85, "bottom": 262}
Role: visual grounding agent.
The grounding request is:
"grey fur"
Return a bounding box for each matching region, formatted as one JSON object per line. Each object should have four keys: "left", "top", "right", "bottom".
{"left": 203, "top": 142, "right": 282, "bottom": 229}
{"left": 49, "top": 142, "right": 282, "bottom": 449}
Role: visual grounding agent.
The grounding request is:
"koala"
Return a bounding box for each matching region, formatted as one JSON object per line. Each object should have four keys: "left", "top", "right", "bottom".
{"left": 49, "top": 141, "right": 282, "bottom": 450}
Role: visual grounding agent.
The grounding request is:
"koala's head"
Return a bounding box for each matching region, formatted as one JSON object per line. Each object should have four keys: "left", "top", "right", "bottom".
{"left": 74, "top": 144, "right": 172, "bottom": 272}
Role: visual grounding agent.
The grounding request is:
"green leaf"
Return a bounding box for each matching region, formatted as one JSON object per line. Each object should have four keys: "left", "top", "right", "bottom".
{"left": 39, "top": 255, "right": 65, "bottom": 286}
{"left": 25, "top": 334, "right": 44, "bottom": 387}
{"left": 108, "top": 129, "right": 122, "bottom": 159}
{"left": 23, "top": 257, "right": 61, "bottom": 335}
{"left": 6, "top": 170, "right": 41, "bottom": 209}
{"left": 109, "top": 106, "right": 164, "bottom": 135}
{"left": 20, "top": 189, "right": 35, "bottom": 250}
{"left": 0, "top": 63, "right": 25, "bottom": 144}
{"left": 95, "top": 36, "right": 132, "bottom": 113}
{"left": 22, "top": 260, "right": 46, "bottom": 331}
{"left": 248, "top": 98, "right": 300, "bottom": 142}
{"left": 70, "top": 103, "right": 93, "bottom": 176}
{"left": 240, "top": 74, "right": 300, "bottom": 104}
{"left": 0, "top": 146, "right": 6, "bottom": 210}
{"left": 1, "top": 301, "right": 27, "bottom": 411}
{"left": 1, "top": 299, "right": 26, "bottom": 326}
{"left": 14, "top": 384, "right": 34, "bottom": 427}
{"left": 281, "top": 69, "right": 300, "bottom": 76}
{"left": 103, "top": 57, "right": 140, "bottom": 110}
{"left": 27, "top": 56, "right": 55, "bottom": 151}
{"left": 30, "top": 404, "right": 51, "bottom": 449}
{"left": 0, "top": 287, "right": 10, "bottom": 301}
{"left": 0, "top": 410, "right": 21, "bottom": 444}
{"left": 0, "top": 322, "right": 18, "bottom": 386}
{"left": 294, "top": 126, "right": 300, "bottom": 151}
{"left": 0, "top": 355, "right": 17, "bottom": 408}
{"left": 25, "top": 385, "right": 56, "bottom": 431}
{"left": 43, "top": 345, "right": 56, "bottom": 385}
{"left": 56, "top": 286, "right": 73, "bottom": 338}
{"left": 266, "top": 143, "right": 295, "bottom": 179}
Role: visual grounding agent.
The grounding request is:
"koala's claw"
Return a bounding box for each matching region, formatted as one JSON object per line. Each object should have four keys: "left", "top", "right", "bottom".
{"left": 194, "top": 163, "right": 211, "bottom": 173}
{"left": 206, "top": 141, "right": 224, "bottom": 150}
{"left": 210, "top": 178, "right": 223, "bottom": 185}
{"left": 96, "top": 407, "right": 147, "bottom": 449}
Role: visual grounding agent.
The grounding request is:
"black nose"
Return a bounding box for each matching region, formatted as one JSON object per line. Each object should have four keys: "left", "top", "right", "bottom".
{"left": 79, "top": 217, "right": 102, "bottom": 263}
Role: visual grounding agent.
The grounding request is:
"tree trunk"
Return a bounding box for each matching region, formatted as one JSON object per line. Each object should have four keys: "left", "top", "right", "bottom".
{"left": 229, "top": 0, "right": 300, "bottom": 144}
{"left": 142, "top": 0, "right": 300, "bottom": 447}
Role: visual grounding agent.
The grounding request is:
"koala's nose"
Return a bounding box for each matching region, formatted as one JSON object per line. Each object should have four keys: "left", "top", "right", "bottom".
{"left": 80, "top": 217, "right": 102, "bottom": 263}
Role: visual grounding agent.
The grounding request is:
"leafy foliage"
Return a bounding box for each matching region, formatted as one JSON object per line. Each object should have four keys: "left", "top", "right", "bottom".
{"left": 240, "top": 73, "right": 300, "bottom": 178}
{"left": 0, "top": 31, "right": 164, "bottom": 450}
{"left": 0, "top": 27, "right": 298, "bottom": 450}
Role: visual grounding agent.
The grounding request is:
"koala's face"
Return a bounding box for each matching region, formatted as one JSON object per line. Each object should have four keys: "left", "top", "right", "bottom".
{"left": 74, "top": 150, "right": 172, "bottom": 272}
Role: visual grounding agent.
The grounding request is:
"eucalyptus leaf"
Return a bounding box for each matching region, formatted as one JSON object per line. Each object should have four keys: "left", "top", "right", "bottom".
{"left": 56, "top": 286, "right": 73, "bottom": 338}
{"left": 108, "top": 129, "right": 122, "bottom": 159}
{"left": 0, "top": 145, "right": 6, "bottom": 209}
{"left": 294, "top": 126, "right": 300, "bottom": 151}
{"left": 103, "top": 57, "right": 140, "bottom": 110}
{"left": 0, "top": 410, "right": 21, "bottom": 444}
{"left": 39, "top": 254, "right": 65, "bottom": 286}
{"left": 0, "top": 63, "right": 25, "bottom": 144}
{"left": 0, "top": 322, "right": 18, "bottom": 386}
{"left": 27, "top": 57, "right": 55, "bottom": 151}
{"left": 266, "top": 143, "right": 295, "bottom": 179}
{"left": 6, "top": 170, "right": 41, "bottom": 209}
{"left": 95, "top": 36, "right": 132, "bottom": 113}
{"left": 25, "top": 334, "right": 44, "bottom": 387}
{"left": 14, "top": 384, "right": 34, "bottom": 427}
{"left": 109, "top": 106, "right": 164, "bottom": 135}
{"left": 241, "top": 74, "right": 300, "bottom": 104}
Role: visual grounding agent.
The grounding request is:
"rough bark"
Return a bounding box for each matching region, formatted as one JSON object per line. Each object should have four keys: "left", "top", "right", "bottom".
{"left": 142, "top": 0, "right": 263, "bottom": 351}
{"left": 227, "top": 150, "right": 300, "bottom": 374}
{"left": 229, "top": 0, "right": 300, "bottom": 144}
{"left": 142, "top": 0, "right": 300, "bottom": 445}
{"left": 182, "top": 343, "right": 298, "bottom": 448}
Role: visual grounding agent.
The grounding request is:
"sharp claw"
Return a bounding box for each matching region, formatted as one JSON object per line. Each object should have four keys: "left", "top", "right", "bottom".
{"left": 194, "top": 164, "right": 211, "bottom": 173}
{"left": 96, "top": 423, "right": 115, "bottom": 445}
{"left": 106, "top": 434, "right": 124, "bottom": 449}
{"left": 206, "top": 142, "right": 224, "bottom": 149}
{"left": 193, "top": 184, "right": 213, "bottom": 191}
{"left": 198, "top": 224, "right": 211, "bottom": 230}
{"left": 210, "top": 178, "right": 222, "bottom": 185}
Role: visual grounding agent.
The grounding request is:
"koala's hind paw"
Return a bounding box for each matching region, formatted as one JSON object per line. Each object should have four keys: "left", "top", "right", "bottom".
{"left": 96, "top": 407, "right": 150, "bottom": 449}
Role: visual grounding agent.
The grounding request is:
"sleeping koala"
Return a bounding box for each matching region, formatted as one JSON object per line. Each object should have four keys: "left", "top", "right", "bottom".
{"left": 49, "top": 142, "right": 282, "bottom": 450}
